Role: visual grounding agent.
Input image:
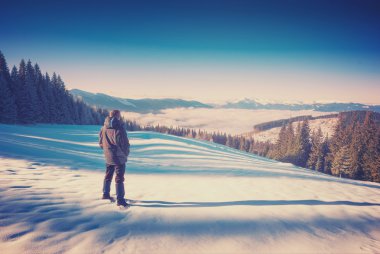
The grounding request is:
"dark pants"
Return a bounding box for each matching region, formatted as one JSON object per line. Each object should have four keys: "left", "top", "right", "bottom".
{"left": 103, "top": 163, "right": 126, "bottom": 201}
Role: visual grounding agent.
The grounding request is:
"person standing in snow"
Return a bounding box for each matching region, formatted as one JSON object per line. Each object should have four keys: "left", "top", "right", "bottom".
{"left": 99, "top": 110, "right": 130, "bottom": 207}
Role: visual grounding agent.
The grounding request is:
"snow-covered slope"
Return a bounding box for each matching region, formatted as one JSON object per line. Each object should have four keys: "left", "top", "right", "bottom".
{"left": 1, "top": 124, "right": 380, "bottom": 254}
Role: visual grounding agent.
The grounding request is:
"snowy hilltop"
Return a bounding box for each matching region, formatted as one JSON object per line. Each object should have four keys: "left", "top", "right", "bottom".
{"left": 1, "top": 124, "right": 380, "bottom": 253}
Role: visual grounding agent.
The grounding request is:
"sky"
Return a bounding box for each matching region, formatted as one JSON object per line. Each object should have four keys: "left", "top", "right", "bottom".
{"left": 1, "top": 0, "right": 380, "bottom": 104}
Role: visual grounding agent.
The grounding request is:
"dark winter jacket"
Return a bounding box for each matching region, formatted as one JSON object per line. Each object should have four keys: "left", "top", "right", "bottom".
{"left": 99, "top": 116, "right": 130, "bottom": 165}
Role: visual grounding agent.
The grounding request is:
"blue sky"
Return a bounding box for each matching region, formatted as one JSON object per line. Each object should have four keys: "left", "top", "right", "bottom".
{"left": 1, "top": 0, "right": 380, "bottom": 103}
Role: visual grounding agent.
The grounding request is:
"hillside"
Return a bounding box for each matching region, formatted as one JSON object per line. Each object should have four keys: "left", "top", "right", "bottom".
{"left": 245, "top": 111, "right": 380, "bottom": 144}
{"left": 1, "top": 124, "right": 380, "bottom": 253}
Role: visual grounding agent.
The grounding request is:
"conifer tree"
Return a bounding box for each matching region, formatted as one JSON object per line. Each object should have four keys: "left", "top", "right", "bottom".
{"left": 45, "top": 73, "right": 57, "bottom": 123}
{"left": 285, "top": 123, "right": 295, "bottom": 157}
{"left": 34, "top": 64, "right": 49, "bottom": 122}
{"left": 347, "top": 121, "right": 365, "bottom": 179}
{"left": 292, "top": 120, "right": 311, "bottom": 167}
{"left": 331, "top": 145, "right": 351, "bottom": 178}
{"left": 315, "top": 137, "right": 329, "bottom": 173}
{"left": 273, "top": 124, "right": 287, "bottom": 160}
{"left": 56, "top": 75, "right": 72, "bottom": 123}
{"left": 17, "top": 59, "right": 36, "bottom": 123}
{"left": 307, "top": 127, "right": 323, "bottom": 170}
{"left": 25, "top": 60, "right": 40, "bottom": 122}
{"left": 10, "top": 66, "right": 20, "bottom": 119}
{"left": 0, "top": 51, "right": 17, "bottom": 123}
{"left": 226, "top": 135, "right": 234, "bottom": 147}
{"left": 361, "top": 112, "right": 380, "bottom": 182}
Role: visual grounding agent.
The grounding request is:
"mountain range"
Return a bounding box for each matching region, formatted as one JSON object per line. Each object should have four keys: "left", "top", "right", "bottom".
{"left": 70, "top": 89, "right": 380, "bottom": 113}
{"left": 222, "top": 98, "right": 380, "bottom": 112}
{"left": 70, "top": 89, "right": 212, "bottom": 113}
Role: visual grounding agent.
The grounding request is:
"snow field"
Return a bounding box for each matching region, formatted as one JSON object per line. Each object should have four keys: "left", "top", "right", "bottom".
{"left": 1, "top": 124, "right": 380, "bottom": 253}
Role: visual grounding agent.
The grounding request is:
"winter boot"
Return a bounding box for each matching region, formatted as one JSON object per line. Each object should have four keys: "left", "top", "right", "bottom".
{"left": 102, "top": 193, "right": 111, "bottom": 199}
{"left": 116, "top": 182, "right": 126, "bottom": 204}
{"left": 117, "top": 198, "right": 129, "bottom": 207}
{"left": 102, "top": 180, "right": 112, "bottom": 199}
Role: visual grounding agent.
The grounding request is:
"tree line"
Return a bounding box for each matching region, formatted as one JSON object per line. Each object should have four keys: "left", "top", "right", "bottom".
{"left": 253, "top": 113, "right": 337, "bottom": 132}
{"left": 0, "top": 51, "right": 108, "bottom": 125}
{"left": 256, "top": 111, "right": 380, "bottom": 183}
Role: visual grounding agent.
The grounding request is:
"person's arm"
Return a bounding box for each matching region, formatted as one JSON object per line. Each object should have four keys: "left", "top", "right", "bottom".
{"left": 99, "top": 128, "right": 104, "bottom": 149}
{"left": 124, "top": 132, "right": 130, "bottom": 156}
{"left": 116, "top": 127, "right": 130, "bottom": 156}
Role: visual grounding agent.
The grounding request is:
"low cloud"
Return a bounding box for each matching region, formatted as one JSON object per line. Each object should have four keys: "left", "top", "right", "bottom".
{"left": 123, "top": 108, "right": 330, "bottom": 135}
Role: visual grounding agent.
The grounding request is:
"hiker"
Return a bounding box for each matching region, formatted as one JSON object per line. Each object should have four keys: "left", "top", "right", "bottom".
{"left": 99, "top": 110, "right": 130, "bottom": 207}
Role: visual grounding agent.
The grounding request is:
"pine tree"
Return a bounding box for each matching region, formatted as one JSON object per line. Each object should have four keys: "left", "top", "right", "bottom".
{"left": 238, "top": 137, "right": 251, "bottom": 152}
{"left": 273, "top": 124, "right": 287, "bottom": 160}
{"left": 331, "top": 145, "right": 351, "bottom": 178}
{"left": 10, "top": 66, "right": 20, "bottom": 120}
{"left": 347, "top": 121, "right": 365, "bottom": 179}
{"left": 326, "top": 115, "right": 345, "bottom": 174}
{"left": 361, "top": 112, "right": 380, "bottom": 182}
{"left": 0, "top": 51, "right": 17, "bottom": 123}
{"left": 51, "top": 73, "right": 64, "bottom": 123}
{"left": 307, "top": 127, "right": 323, "bottom": 170}
{"left": 34, "top": 64, "right": 49, "bottom": 122}
{"left": 292, "top": 120, "right": 311, "bottom": 167}
{"left": 285, "top": 123, "right": 295, "bottom": 157}
{"left": 226, "top": 135, "right": 234, "bottom": 147}
{"left": 315, "top": 137, "right": 329, "bottom": 173}
{"left": 249, "top": 139, "right": 256, "bottom": 153}
{"left": 45, "top": 73, "right": 57, "bottom": 123}
{"left": 56, "top": 75, "right": 71, "bottom": 123}
{"left": 17, "top": 59, "right": 35, "bottom": 123}
{"left": 290, "top": 122, "right": 302, "bottom": 161}
{"left": 25, "top": 60, "right": 39, "bottom": 122}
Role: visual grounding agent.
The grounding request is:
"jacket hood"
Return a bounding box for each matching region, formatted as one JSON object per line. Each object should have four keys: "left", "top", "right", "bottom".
{"left": 104, "top": 116, "right": 120, "bottom": 129}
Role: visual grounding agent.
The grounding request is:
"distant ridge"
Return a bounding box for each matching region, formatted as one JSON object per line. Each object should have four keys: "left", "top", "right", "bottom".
{"left": 70, "top": 89, "right": 212, "bottom": 113}
{"left": 222, "top": 98, "right": 380, "bottom": 112}
{"left": 70, "top": 89, "right": 380, "bottom": 113}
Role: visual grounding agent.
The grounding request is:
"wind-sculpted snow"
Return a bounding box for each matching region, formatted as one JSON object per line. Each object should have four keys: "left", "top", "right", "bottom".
{"left": 1, "top": 124, "right": 380, "bottom": 253}
{"left": 0, "top": 124, "right": 301, "bottom": 176}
